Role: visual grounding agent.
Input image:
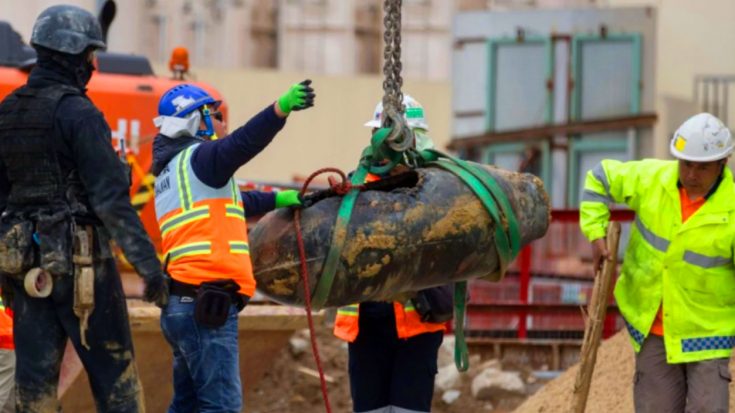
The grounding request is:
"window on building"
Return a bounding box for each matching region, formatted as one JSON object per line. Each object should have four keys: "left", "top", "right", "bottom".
{"left": 250, "top": 0, "right": 278, "bottom": 68}
{"left": 355, "top": 0, "right": 381, "bottom": 74}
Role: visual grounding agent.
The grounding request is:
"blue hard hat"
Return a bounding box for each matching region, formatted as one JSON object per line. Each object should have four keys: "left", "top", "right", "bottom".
{"left": 158, "top": 84, "right": 219, "bottom": 118}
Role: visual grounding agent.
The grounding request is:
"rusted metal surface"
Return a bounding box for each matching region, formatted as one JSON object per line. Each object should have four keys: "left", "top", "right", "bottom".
{"left": 250, "top": 163, "right": 550, "bottom": 307}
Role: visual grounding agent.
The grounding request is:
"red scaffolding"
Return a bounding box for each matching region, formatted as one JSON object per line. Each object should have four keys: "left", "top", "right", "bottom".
{"left": 465, "top": 209, "right": 634, "bottom": 340}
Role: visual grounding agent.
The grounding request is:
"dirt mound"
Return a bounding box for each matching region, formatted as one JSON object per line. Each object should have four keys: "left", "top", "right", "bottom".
{"left": 513, "top": 331, "right": 634, "bottom": 413}
{"left": 514, "top": 331, "right": 735, "bottom": 413}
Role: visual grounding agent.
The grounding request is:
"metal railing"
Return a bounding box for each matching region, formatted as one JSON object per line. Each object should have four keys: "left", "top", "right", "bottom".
{"left": 693, "top": 75, "right": 735, "bottom": 125}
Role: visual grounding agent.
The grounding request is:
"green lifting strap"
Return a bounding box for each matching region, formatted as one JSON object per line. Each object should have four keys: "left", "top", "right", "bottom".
{"left": 310, "top": 164, "right": 369, "bottom": 309}
{"left": 454, "top": 280, "right": 470, "bottom": 372}
{"left": 425, "top": 149, "right": 521, "bottom": 261}
{"left": 311, "top": 128, "right": 403, "bottom": 308}
{"left": 428, "top": 160, "right": 519, "bottom": 276}
{"left": 423, "top": 149, "right": 520, "bottom": 373}
{"left": 359, "top": 128, "right": 403, "bottom": 176}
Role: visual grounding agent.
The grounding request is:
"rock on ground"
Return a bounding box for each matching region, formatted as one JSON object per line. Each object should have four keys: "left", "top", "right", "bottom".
{"left": 472, "top": 368, "right": 527, "bottom": 401}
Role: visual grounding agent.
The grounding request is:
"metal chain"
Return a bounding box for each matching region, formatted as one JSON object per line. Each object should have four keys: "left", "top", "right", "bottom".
{"left": 382, "top": 0, "right": 403, "bottom": 117}
{"left": 381, "top": 0, "right": 413, "bottom": 153}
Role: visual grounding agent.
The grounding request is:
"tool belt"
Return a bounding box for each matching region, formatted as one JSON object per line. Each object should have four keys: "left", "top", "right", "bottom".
{"left": 170, "top": 279, "right": 249, "bottom": 328}
{"left": 72, "top": 223, "right": 95, "bottom": 350}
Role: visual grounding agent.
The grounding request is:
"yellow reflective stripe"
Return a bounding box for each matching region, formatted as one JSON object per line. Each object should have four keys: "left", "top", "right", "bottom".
{"left": 225, "top": 205, "right": 245, "bottom": 220}
{"left": 229, "top": 180, "right": 239, "bottom": 204}
{"left": 168, "top": 242, "right": 211, "bottom": 261}
{"left": 404, "top": 303, "right": 416, "bottom": 312}
{"left": 337, "top": 305, "right": 359, "bottom": 316}
{"left": 160, "top": 206, "right": 211, "bottom": 236}
{"left": 229, "top": 241, "right": 250, "bottom": 255}
{"left": 177, "top": 146, "right": 194, "bottom": 210}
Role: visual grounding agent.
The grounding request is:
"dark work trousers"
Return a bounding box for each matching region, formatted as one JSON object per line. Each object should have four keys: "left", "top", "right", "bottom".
{"left": 11, "top": 258, "right": 142, "bottom": 413}
{"left": 348, "top": 309, "right": 442, "bottom": 413}
{"left": 634, "top": 334, "right": 731, "bottom": 413}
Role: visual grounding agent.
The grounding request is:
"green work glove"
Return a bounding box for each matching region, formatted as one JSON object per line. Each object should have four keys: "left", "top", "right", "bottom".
{"left": 277, "top": 79, "right": 315, "bottom": 114}
{"left": 275, "top": 190, "right": 303, "bottom": 208}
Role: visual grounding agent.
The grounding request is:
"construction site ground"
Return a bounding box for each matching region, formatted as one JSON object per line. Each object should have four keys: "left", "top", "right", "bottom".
{"left": 249, "top": 325, "right": 735, "bottom": 413}
{"left": 516, "top": 330, "right": 735, "bottom": 412}
{"left": 247, "top": 319, "right": 523, "bottom": 413}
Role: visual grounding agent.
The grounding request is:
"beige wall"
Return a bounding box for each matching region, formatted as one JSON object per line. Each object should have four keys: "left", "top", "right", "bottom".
{"left": 606, "top": 0, "right": 735, "bottom": 158}
{"left": 187, "top": 67, "right": 452, "bottom": 183}
{"left": 0, "top": 0, "right": 97, "bottom": 44}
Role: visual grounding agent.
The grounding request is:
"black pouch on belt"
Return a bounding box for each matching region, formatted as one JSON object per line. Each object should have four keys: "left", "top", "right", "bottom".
{"left": 194, "top": 279, "right": 241, "bottom": 328}
{"left": 412, "top": 283, "right": 455, "bottom": 324}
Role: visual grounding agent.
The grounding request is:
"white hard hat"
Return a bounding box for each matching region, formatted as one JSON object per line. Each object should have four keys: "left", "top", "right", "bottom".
{"left": 364, "top": 94, "right": 430, "bottom": 131}
{"left": 670, "top": 113, "right": 733, "bottom": 162}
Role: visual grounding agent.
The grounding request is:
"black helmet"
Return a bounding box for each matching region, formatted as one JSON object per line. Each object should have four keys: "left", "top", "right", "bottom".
{"left": 30, "top": 5, "right": 106, "bottom": 55}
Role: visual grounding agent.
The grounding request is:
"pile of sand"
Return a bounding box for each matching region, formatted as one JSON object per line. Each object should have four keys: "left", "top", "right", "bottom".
{"left": 514, "top": 331, "right": 735, "bottom": 413}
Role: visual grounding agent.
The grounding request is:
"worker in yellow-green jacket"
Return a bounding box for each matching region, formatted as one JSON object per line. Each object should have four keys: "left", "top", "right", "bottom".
{"left": 580, "top": 113, "right": 735, "bottom": 413}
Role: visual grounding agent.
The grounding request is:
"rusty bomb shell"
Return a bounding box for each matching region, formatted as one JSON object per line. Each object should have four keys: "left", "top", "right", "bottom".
{"left": 250, "top": 163, "right": 550, "bottom": 308}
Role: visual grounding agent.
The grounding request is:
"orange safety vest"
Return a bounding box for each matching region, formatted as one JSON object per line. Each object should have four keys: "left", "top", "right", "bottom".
{"left": 333, "top": 172, "right": 446, "bottom": 342}
{"left": 0, "top": 296, "right": 13, "bottom": 350}
{"left": 154, "top": 144, "right": 255, "bottom": 296}
{"left": 333, "top": 301, "right": 446, "bottom": 342}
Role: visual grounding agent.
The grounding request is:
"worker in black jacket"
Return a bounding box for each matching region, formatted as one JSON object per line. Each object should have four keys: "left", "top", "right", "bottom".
{"left": 0, "top": 5, "right": 167, "bottom": 412}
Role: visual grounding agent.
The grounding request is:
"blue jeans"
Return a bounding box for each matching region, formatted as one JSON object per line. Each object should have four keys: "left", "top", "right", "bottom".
{"left": 160, "top": 295, "right": 241, "bottom": 413}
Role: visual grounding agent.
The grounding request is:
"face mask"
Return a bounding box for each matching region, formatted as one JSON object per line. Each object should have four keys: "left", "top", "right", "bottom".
{"left": 71, "top": 55, "right": 96, "bottom": 87}
{"left": 154, "top": 111, "right": 202, "bottom": 139}
{"left": 80, "top": 59, "right": 95, "bottom": 85}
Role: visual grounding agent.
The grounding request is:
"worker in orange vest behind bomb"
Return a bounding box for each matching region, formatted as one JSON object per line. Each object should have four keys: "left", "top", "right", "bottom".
{"left": 334, "top": 95, "right": 452, "bottom": 413}
{"left": 0, "top": 296, "right": 12, "bottom": 413}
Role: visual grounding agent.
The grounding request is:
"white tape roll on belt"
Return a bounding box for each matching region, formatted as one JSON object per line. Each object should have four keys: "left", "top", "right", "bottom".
{"left": 24, "top": 267, "right": 53, "bottom": 298}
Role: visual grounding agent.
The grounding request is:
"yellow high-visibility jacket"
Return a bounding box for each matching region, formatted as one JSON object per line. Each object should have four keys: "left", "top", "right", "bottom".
{"left": 581, "top": 159, "right": 735, "bottom": 363}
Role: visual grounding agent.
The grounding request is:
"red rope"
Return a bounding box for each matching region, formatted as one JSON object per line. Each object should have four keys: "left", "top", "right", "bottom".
{"left": 293, "top": 167, "right": 352, "bottom": 413}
